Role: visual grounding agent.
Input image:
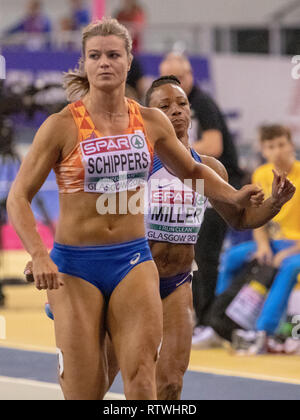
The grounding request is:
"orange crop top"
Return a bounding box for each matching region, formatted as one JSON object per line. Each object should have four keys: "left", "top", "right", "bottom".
{"left": 54, "top": 99, "right": 154, "bottom": 194}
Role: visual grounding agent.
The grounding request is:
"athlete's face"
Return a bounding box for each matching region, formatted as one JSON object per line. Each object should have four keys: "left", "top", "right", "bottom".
{"left": 149, "top": 83, "right": 191, "bottom": 139}
{"left": 261, "top": 136, "right": 295, "bottom": 167}
{"left": 84, "top": 35, "right": 131, "bottom": 92}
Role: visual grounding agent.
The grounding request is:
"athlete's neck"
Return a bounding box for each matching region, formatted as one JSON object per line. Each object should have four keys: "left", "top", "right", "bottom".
{"left": 178, "top": 133, "right": 190, "bottom": 150}
{"left": 85, "top": 86, "right": 128, "bottom": 118}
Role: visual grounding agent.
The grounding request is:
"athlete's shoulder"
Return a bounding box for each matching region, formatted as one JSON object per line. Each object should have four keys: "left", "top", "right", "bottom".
{"left": 140, "top": 105, "right": 171, "bottom": 126}
{"left": 139, "top": 106, "right": 174, "bottom": 146}
{"left": 200, "top": 155, "right": 228, "bottom": 182}
{"left": 45, "top": 105, "right": 73, "bottom": 129}
{"left": 36, "top": 105, "right": 75, "bottom": 146}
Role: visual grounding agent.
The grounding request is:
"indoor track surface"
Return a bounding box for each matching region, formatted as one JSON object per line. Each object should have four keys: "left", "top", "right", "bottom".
{"left": 0, "top": 251, "right": 300, "bottom": 400}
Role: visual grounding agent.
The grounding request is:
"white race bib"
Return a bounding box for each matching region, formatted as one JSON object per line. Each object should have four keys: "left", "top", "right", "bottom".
{"left": 80, "top": 132, "right": 151, "bottom": 193}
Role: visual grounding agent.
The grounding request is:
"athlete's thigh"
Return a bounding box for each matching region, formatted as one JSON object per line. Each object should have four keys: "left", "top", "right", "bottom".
{"left": 157, "top": 282, "right": 194, "bottom": 379}
{"left": 107, "top": 261, "right": 163, "bottom": 375}
{"left": 47, "top": 273, "right": 107, "bottom": 400}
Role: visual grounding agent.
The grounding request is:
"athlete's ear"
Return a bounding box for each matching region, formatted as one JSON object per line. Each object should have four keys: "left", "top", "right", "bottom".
{"left": 127, "top": 54, "right": 133, "bottom": 73}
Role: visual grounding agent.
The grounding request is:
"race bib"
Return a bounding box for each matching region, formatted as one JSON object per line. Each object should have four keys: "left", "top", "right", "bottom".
{"left": 147, "top": 171, "right": 206, "bottom": 245}
{"left": 80, "top": 132, "right": 151, "bottom": 193}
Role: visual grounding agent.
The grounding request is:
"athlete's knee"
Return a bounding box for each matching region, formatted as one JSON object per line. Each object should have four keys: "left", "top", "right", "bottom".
{"left": 157, "top": 374, "right": 183, "bottom": 400}
{"left": 160, "top": 382, "right": 182, "bottom": 400}
{"left": 157, "top": 360, "right": 186, "bottom": 400}
{"left": 125, "top": 362, "right": 156, "bottom": 396}
{"left": 122, "top": 334, "right": 162, "bottom": 397}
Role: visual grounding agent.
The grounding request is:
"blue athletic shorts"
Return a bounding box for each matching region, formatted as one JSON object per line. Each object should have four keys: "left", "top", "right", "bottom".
{"left": 159, "top": 271, "right": 192, "bottom": 300}
{"left": 50, "top": 237, "right": 153, "bottom": 302}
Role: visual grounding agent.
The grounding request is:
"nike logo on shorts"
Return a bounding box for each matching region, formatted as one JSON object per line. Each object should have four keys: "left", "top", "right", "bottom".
{"left": 176, "top": 273, "right": 192, "bottom": 287}
{"left": 130, "top": 253, "right": 141, "bottom": 265}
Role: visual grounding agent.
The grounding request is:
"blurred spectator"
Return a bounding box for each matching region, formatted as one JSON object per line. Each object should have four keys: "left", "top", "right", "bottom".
{"left": 5, "top": 0, "right": 51, "bottom": 35}
{"left": 159, "top": 54, "right": 243, "bottom": 347}
{"left": 4, "top": 0, "right": 51, "bottom": 50}
{"left": 211, "top": 125, "right": 300, "bottom": 348}
{"left": 61, "top": 0, "right": 90, "bottom": 31}
{"left": 159, "top": 54, "right": 241, "bottom": 179}
{"left": 115, "top": 0, "right": 146, "bottom": 53}
{"left": 71, "top": 0, "right": 90, "bottom": 29}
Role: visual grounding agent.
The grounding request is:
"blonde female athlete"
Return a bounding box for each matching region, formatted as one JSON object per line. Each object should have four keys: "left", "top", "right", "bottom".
{"left": 8, "top": 19, "right": 266, "bottom": 401}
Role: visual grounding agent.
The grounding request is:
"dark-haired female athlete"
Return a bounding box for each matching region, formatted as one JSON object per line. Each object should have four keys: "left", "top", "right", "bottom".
{"left": 145, "top": 76, "right": 295, "bottom": 399}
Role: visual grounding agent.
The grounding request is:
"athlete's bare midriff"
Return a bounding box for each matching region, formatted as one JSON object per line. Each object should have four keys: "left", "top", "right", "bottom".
{"left": 149, "top": 241, "right": 194, "bottom": 277}
{"left": 55, "top": 191, "right": 146, "bottom": 245}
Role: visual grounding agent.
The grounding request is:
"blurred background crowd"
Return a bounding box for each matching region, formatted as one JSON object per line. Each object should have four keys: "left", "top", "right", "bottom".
{"left": 1, "top": 0, "right": 300, "bottom": 356}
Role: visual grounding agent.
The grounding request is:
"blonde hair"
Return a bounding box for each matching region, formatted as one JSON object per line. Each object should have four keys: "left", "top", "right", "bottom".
{"left": 63, "top": 18, "right": 133, "bottom": 101}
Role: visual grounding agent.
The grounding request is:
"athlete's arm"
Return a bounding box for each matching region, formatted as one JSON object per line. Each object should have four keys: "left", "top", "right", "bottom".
{"left": 143, "top": 107, "right": 263, "bottom": 208}
{"left": 202, "top": 156, "right": 296, "bottom": 230}
{"left": 7, "top": 113, "right": 69, "bottom": 290}
{"left": 193, "top": 129, "right": 223, "bottom": 158}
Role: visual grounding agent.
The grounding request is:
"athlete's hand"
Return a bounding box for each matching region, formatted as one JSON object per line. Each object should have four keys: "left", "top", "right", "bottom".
{"left": 26, "top": 256, "right": 62, "bottom": 290}
{"left": 24, "top": 261, "right": 34, "bottom": 283}
{"left": 271, "top": 170, "right": 296, "bottom": 208}
{"left": 234, "top": 184, "right": 265, "bottom": 208}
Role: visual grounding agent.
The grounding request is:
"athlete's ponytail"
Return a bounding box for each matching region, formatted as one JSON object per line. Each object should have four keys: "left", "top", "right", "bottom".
{"left": 63, "top": 18, "right": 133, "bottom": 102}
{"left": 63, "top": 58, "right": 90, "bottom": 102}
